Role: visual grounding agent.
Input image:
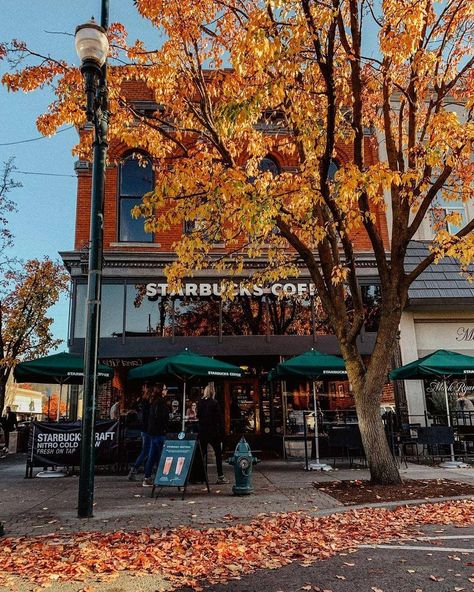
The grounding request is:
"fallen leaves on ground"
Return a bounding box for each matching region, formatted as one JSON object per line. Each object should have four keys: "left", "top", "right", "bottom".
{"left": 314, "top": 479, "right": 474, "bottom": 505}
{"left": 1, "top": 500, "right": 474, "bottom": 590}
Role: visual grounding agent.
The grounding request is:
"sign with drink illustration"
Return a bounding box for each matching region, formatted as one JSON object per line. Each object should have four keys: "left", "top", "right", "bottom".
{"left": 152, "top": 434, "right": 210, "bottom": 497}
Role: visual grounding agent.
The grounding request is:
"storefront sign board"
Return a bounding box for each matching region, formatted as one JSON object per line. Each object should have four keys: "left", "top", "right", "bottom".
{"left": 28, "top": 420, "right": 119, "bottom": 469}
{"left": 152, "top": 436, "right": 210, "bottom": 498}
{"left": 154, "top": 437, "right": 198, "bottom": 488}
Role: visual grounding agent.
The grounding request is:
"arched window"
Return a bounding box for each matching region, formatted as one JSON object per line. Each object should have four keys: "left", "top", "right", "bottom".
{"left": 328, "top": 159, "right": 339, "bottom": 180}
{"left": 118, "top": 154, "right": 153, "bottom": 242}
{"left": 259, "top": 156, "right": 280, "bottom": 176}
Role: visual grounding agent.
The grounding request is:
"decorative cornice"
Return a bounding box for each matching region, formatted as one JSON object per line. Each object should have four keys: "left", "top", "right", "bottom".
{"left": 60, "top": 249, "right": 379, "bottom": 273}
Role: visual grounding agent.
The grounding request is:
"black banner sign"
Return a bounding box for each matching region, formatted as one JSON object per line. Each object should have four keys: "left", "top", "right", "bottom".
{"left": 29, "top": 420, "right": 119, "bottom": 467}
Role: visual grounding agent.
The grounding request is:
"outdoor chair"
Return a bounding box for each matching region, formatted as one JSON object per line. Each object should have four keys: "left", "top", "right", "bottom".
{"left": 417, "top": 426, "right": 454, "bottom": 462}
{"left": 455, "top": 425, "right": 474, "bottom": 457}
{"left": 327, "top": 425, "right": 365, "bottom": 468}
{"left": 453, "top": 411, "right": 474, "bottom": 427}
{"left": 398, "top": 423, "right": 422, "bottom": 466}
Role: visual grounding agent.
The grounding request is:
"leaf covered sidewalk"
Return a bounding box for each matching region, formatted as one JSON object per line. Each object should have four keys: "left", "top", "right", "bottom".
{"left": 2, "top": 500, "right": 474, "bottom": 592}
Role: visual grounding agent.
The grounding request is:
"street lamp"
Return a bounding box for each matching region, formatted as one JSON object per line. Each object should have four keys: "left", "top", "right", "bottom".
{"left": 75, "top": 20, "right": 109, "bottom": 121}
{"left": 75, "top": 6, "right": 109, "bottom": 519}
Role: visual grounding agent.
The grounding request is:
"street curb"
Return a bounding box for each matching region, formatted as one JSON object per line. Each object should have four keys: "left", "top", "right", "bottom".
{"left": 312, "top": 494, "right": 474, "bottom": 517}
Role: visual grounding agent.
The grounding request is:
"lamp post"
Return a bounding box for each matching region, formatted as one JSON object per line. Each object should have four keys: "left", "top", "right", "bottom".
{"left": 75, "top": 2, "right": 109, "bottom": 519}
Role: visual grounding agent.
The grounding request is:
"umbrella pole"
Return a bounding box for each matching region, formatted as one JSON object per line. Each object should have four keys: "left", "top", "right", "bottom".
{"left": 57, "top": 383, "right": 63, "bottom": 422}
{"left": 312, "top": 381, "right": 320, "bottom": 464}
{"left": 308, "top": 381, "right": 332, "bottom": 471}
{"left": 444, "top": 377, "right": 455, "bottom": 463}
{"left": 182, "top": 381, "right": 186, "bottom": 432}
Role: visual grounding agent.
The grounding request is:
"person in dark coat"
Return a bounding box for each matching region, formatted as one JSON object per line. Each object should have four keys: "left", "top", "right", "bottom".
{"left": 127, "top": 385, "right": 152, "bottom": 481}
{"left": 1, "top": 406, "right": 18, "bottom": 452}
{"left": 197, "top": 384, "right": 229, "bottom": 484}
{"left": 142, "top": 385, "right": 169, "bottom": 486}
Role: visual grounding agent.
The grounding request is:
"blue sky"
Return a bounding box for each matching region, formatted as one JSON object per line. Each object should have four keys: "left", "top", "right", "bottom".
{"left": 0, "top": 1, "right": 157, "bottom": 344}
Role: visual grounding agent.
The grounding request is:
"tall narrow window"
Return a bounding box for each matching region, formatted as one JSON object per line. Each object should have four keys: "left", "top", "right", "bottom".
{"left": 119, "top": 154, "right": 154, "bottom": 242}
{"left": 328, "top": 159, "right": 339, "bottom": 180}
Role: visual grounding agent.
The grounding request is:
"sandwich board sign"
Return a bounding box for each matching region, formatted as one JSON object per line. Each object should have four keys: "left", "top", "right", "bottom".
{"left": 152, "top": 433, "right": 209, "bottom": 499}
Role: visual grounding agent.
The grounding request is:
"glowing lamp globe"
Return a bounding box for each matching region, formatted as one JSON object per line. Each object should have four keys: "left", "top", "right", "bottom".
{"left": 75, "top": 20, "right": 108, "bottom": 66}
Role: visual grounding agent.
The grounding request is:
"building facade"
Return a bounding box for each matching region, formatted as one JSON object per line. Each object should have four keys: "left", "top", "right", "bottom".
{"left": 399, "top": 242, "right": 474, "bottom": 421}
{"left": 61, "top": 81, "right": 395, "bottom": 451}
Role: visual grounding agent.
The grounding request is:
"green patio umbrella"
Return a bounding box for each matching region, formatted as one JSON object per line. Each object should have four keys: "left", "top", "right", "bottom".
{"left": 14, "top": 352, "right": 114, "bottom": 420}
{"left": 269, "top": 349, "right": 347, "bottom": 381}
{"left": 390, "top": 349, "right": 474, "bottom": 466}
{"left": 128, "top": 349, "right": 243, "bottom": 431}
{"left": 268, "top": 349, "right": 347, "bottom": 470}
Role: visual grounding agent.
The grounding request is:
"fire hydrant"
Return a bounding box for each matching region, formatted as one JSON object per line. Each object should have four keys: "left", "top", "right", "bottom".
{"left": 227, "top": 437, "right": 258, "bottom": 495}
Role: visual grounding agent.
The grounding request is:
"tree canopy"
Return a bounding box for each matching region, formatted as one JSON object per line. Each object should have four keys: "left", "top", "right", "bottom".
{"left": 0, "top": 259, "right": 69, "bottom": 412}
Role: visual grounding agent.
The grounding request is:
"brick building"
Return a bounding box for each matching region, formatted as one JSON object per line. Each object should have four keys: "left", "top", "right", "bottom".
{"left": 61, "top": 80, "right": 394, "bottom": 452}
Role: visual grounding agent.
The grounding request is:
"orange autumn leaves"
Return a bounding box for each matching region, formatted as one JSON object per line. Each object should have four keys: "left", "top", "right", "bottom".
{"left": 1, "top": 500, "right": 474, "bottom": 591}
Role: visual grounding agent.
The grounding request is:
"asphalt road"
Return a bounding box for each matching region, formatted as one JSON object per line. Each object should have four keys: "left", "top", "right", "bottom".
{"left": 177, "top": 524, "right": 474, "bottom": 592}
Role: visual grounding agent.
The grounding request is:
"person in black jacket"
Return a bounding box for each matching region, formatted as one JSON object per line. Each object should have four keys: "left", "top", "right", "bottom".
{"left": 142, "top": 385, "right": 169, "bottom": 486}
{"left": 1, "top": 407, "right": 18, "bottom": 453}
{"left": 198, "top": 384, "right": 229, "bottom": 484}
{"left": 127, "top": 386, "right": 152, "bottom": 481}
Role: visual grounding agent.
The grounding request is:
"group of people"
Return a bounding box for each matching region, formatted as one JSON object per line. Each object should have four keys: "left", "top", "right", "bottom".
{"left": 127, "top": 383, "right": 229, "bottom": 487}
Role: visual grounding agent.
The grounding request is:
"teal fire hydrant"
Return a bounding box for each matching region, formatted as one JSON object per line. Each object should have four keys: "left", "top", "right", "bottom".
{"left": 227, "top": 437, "right": 258, "bottom": 495}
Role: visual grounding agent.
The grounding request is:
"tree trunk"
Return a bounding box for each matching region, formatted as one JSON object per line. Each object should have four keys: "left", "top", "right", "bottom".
{"left": 355, "top": 381, "right": 402, "bottom": 484}
{"left": 341, "top": 297, "right": 404, "bottom": 485}
{"left": 343, "top": 351, "right": 402, "bottom": 484}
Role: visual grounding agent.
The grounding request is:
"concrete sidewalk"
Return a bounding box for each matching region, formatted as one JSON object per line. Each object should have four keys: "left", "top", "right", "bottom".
{"left": 1, "top": 454, "right": 473, "bottom": 537}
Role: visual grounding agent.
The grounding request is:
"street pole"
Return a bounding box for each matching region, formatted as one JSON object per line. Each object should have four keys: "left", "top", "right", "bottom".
{"left": 77, "top": 0, "right": 109, "bottom": 519}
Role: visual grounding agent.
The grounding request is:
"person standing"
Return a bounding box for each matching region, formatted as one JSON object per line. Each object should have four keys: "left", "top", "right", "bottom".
{"left": 110, "top": 396, "right": 121, "bottom": 420}
{"left": 457, "top": 392, "right": 474, "bottom": 411}
{"left": 127, "top": 386, "right": 152, "bottom": 481}
{"left": 1, "top": 406, "right": 18, "bottom": 453}
{"left": 197, "top": 383, "right": 229, "bottom": 484}
{"left": 142, "top": 385, "right": 169, "bottom": 487}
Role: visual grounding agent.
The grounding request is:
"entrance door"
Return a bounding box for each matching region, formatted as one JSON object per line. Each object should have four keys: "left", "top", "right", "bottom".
{"left": 225, "top": 379, "right": 260, "bottom": 436}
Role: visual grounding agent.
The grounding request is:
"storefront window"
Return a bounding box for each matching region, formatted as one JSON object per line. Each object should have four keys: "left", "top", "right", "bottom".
{"left": 267, "top": 296, "right": 313, "bottom": 335}
{"left": 424, "top": 377, "right": 474, "bottom": 422}
{"left": 313, "top": 297, "right": 333, "bottom": 335}
{"left": 73, "top": 283, "right": 87, "bottom": 338}
{"left": 73, "top": 283, "right": 125, "bottom": 338}
{"left": 125, "top": 284, "right": 172, "bottom": 336}
{"left": 100, "top": 284, "right": 125, "bottom": 337}
{"left": 222, "top": 296, "right": 266, "bottom": 335}
{"left": 361, "top": 284, "right": 382, "bottom": 332}
{"left": 285, "top": 379, "right": 312, "bottom": 435}
{"left": 173, "top": 297, "right": 220, "bottom": 336}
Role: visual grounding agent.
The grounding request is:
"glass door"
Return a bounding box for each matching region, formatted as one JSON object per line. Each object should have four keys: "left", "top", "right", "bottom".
{"left": 227, "top": 380, "right": 260, "bottom": 435}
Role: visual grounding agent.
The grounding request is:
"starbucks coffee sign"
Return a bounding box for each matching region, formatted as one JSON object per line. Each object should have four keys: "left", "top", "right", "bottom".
{"left": 145, "top": 281, "right": 316, "bottom": 299}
